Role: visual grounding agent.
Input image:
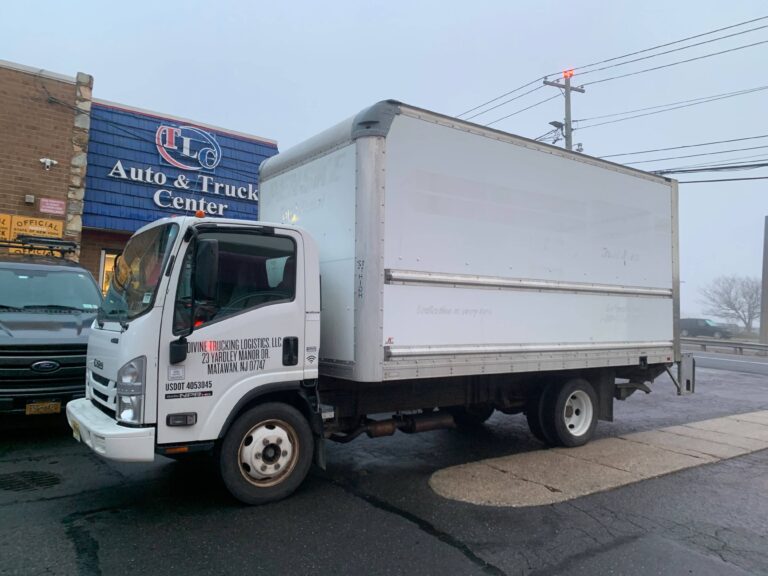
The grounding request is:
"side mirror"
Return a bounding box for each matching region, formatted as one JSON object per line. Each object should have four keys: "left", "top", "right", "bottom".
{"left": 194, "top": 239, "right": 219, "bottom": 301}
{"left": 169, "top": 337, "right": 187, "bottom": 364}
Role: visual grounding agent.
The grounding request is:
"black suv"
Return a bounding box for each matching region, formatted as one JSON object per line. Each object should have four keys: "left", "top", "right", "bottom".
{"left": 680, "top": 318, "right": 733, "bottom": 339}
{"left": 0, "top": 237, "right": 102, "bottom": 415}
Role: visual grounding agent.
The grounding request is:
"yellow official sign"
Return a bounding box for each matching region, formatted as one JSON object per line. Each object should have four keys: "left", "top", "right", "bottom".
{"left": 0, "top": 214, "right": 66, "bottom": 255}
{"left": 10, "top": 216, "right": 64, "bottom": 239}
{"left": 0, "top": 213, "right": 10, "bottom": 240}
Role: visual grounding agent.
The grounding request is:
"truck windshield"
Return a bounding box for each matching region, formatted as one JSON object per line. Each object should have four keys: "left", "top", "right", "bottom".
{"left": 100, "top": 223, "right": 179, "bottom": 322}
{"left": 0, "top": 268, "right": 101, "bottom": 312}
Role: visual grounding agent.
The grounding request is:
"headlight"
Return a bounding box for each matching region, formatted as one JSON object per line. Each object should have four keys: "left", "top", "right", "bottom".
{"left": 116, "top": 356, "right": 146, "bottom": 425}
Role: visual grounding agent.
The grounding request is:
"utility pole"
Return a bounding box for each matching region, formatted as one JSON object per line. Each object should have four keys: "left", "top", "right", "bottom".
{"left": 544, "top": 70, "right": 585, "bottom": 151}
{"left": 761, "top": 216, "right": 768, "bottom": 343}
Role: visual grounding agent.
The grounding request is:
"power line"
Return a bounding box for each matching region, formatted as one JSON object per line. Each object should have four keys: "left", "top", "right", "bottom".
{"left": 570, "top": 15, "right": 768, "bottom": 74}
{"left": 679, "top": 176, "right": 768, "bottom": 183}
{"left": 625, "top": 144, "right": 768, "bottom": 165}
{"left": 485, "top": 95, "right": 561, "bottom": 127}
{"left": 534, "top": 128, "right": 558, "bottom": 141}
{"left": 652, "top": 156, "right": 768, "bottom": 173}
{"left": 599, "top": 134, "right": 768, "bottom": 158}
{"left": 570, "top": 23, "right": 768, "bottom": 81}
{"left": 457, "top": 15, "right": 768, "bottom": 119}
{"left": 463, "top": 85, "right": 545, "bottom": 120}
{"left": 664, "top": 153, "right": 768, "bottom": 170}
{"left": 655, "top": 162, "right": 768, "bottom": 175}
{"left": 582, "top": 39, "right": 768, "bottom": 87}
{"left": 574, "top": 85, "right": 768, "bottom": 122}
{"left": 457, "top": 78, "right": 543, "bottom": 118}
{"left": 574, "top": 85, "right": 768, "bottom": 131}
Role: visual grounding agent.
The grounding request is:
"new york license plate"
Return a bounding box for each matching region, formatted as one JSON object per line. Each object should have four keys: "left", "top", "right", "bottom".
{"left": 25, "top": 401, "right": 61, "bottom": 416}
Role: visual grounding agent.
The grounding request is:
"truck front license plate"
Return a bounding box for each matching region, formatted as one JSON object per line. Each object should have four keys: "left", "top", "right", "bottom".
{"left": 25, "top": 401, "right": 61, "bottom": 416}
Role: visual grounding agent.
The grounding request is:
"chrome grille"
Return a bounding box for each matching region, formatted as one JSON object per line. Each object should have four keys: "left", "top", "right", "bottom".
{"left": 0, "top": 344, "right": 86, "bottom": 395}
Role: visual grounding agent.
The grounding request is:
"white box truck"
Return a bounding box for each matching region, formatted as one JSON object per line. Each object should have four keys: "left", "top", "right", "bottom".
{"left": 67, "top": 100, "right": 692, "bottom": 504}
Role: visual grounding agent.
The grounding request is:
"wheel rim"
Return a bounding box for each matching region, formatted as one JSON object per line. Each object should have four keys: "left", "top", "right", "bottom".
{"left": 563, "top": 390, "right": 593, "bottom": 437}
{"left": 238, "top": 419, "right": 299, "bottom": 488}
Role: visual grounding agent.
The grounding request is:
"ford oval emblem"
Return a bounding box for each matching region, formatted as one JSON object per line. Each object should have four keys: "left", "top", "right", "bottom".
{"left": 31, "top": 360, "right": 60, "bottom": 373}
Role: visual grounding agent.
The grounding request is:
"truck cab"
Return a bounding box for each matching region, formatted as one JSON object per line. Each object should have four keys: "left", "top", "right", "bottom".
{"left": 67, "top": 216, "right": 321, "bottom": 504}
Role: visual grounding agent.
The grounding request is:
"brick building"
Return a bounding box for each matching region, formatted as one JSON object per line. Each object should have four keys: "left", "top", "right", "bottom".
{"left": 0, "top": 60, "right": 92, "bottom": 250}
{"left": 0, "top": 59, "right": 278, "bottom": 293}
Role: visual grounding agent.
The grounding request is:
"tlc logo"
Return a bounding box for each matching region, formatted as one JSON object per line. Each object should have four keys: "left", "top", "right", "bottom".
{"left": 155, "top": 125, "right": 222, "bottom": 171}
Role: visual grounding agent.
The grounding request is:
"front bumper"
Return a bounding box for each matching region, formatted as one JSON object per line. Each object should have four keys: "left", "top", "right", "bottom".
{"left": 66, "top": 398, "right": 155, "bottom": 462}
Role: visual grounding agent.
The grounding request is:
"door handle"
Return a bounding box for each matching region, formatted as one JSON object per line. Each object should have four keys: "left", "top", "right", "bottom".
{"left": 283, "top": 337, "right": 299, "bottom": 366}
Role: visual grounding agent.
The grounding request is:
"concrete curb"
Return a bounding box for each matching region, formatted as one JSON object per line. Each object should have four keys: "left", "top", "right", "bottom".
{"left": 429, "top": 410, "right": 768, "bottom": 507}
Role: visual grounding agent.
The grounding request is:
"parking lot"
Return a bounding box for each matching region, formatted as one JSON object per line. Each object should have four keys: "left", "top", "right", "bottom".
{"left": 1, "top": 364, "right": 767, "bottom": 576}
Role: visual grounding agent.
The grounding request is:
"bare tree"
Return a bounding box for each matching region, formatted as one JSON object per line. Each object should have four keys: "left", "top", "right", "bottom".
{"left": 700, "top": 276, "right": 761, "bottom": 333}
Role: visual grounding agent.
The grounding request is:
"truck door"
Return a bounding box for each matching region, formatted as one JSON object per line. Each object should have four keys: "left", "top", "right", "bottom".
{"left": 156, "top": 227, "right": 305, "bottom": 445}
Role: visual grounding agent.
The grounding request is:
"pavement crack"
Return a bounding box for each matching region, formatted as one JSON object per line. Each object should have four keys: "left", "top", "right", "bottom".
{"left": 484, "top": 463, "right": 563, "bottom": 493}
{"left": 62, "top": 507, "right": 117, "bottom": 576}
{"left": 617, "top": 435, "right": 722, "bottom": 461}
{"left": 326, "top": 477, "right": 507, "bottom": 576}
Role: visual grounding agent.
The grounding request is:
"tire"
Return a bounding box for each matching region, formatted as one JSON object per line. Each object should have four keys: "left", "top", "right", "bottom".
{"left": 680, "top": 329, "right": 689, "bottom": 337}
{"left": 448, "top": 404, "right": 495, "bottom": 428}
{"left": 525, "top": 387, "right": 547, "bottom": 442}
{"left": 538, "top": 382, "right": 561, "bottom": 445}
{"left": 219, "top": 402, "right": 313, "bottom": 505}
{"left": 713, "top": 331, "right": 722, "bottom": 339}
{"left": 540, "top": 378, "right": 598, "bottom": 448}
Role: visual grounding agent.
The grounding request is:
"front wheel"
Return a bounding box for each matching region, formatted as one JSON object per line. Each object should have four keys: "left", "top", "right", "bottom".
{"left": 680, "top": 329, "right": 689, "bottom": 337}
{"left": 713, "top": 331, "right": 723, "bottom": 339}
{"left": 219, "top": 402, "right": 313, "bottom": 505}
{"left": 540, "top": 378, "right": 598, "bottom": 447}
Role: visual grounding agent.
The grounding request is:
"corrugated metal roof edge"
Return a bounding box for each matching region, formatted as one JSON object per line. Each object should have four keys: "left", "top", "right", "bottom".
{"left": 93, "top": 99, "right": 278, "bottom": 148}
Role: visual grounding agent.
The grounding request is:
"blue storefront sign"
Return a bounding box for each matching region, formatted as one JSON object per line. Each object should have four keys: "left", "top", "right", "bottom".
{"left": 84, "top": 101, "right": 278, "bottom": 232}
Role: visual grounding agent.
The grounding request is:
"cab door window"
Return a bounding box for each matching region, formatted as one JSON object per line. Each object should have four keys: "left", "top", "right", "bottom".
{"left": 173, "top": 231, "right": 296, "bottom": 334}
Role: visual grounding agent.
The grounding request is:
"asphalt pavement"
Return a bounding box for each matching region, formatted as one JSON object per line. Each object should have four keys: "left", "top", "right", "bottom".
{"left": 2, "top": 367, "right": 767, "bottom": 576}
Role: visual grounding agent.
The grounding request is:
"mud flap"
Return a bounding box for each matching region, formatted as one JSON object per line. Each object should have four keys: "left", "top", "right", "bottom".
{"left": 678, "top": 354, "right": 695, "bottom": 395}
{"left": 596, "top": 369, "right": 614, "bottom": 422}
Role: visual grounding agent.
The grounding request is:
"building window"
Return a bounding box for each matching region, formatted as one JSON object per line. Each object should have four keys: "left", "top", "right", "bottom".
{"left": 99, "top": 250, "right": 120, "bottom": 296}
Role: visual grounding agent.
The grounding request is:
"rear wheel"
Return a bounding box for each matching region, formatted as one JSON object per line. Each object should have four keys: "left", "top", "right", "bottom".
{"left": 540, "top": 378, "right": 598, "bottom": 447}
{"left": 219, "top": 402, "right": 313, "bottom": 505}
{"left": 680, "top": 329, "right": 689, "bottom": 337}
{"left": 713, "top": 331, "right": 723, "bottom": 339}
{"left": 525, "top": 386, "right": 548, "bottom": 442}
{"left": 448, "top": 404, "right": 495, "bottom": 428}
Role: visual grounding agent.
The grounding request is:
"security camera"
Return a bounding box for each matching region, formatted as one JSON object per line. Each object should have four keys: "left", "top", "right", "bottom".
{"left": 39, "top": 158, "right": 58, "bottom": 170}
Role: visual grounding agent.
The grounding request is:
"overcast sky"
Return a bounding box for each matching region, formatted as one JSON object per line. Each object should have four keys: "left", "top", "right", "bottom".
{"left": 2, "top": 1, "right": 766, "bottom": 320}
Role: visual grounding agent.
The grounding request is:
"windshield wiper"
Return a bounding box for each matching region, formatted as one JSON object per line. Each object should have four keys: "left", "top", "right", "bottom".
{"left": 23, "top": 304, "right": 86, "bottom": 312}
{"left": 0, "top": 304, "right": 23, "bottom": 312}
{"left": 97, "top": 307, "right": 130, "bottom": 331}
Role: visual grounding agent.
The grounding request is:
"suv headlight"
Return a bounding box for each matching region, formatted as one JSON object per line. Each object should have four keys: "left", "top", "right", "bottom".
{"left": 116, "top": 356, "right": 146, "bottom": 425}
